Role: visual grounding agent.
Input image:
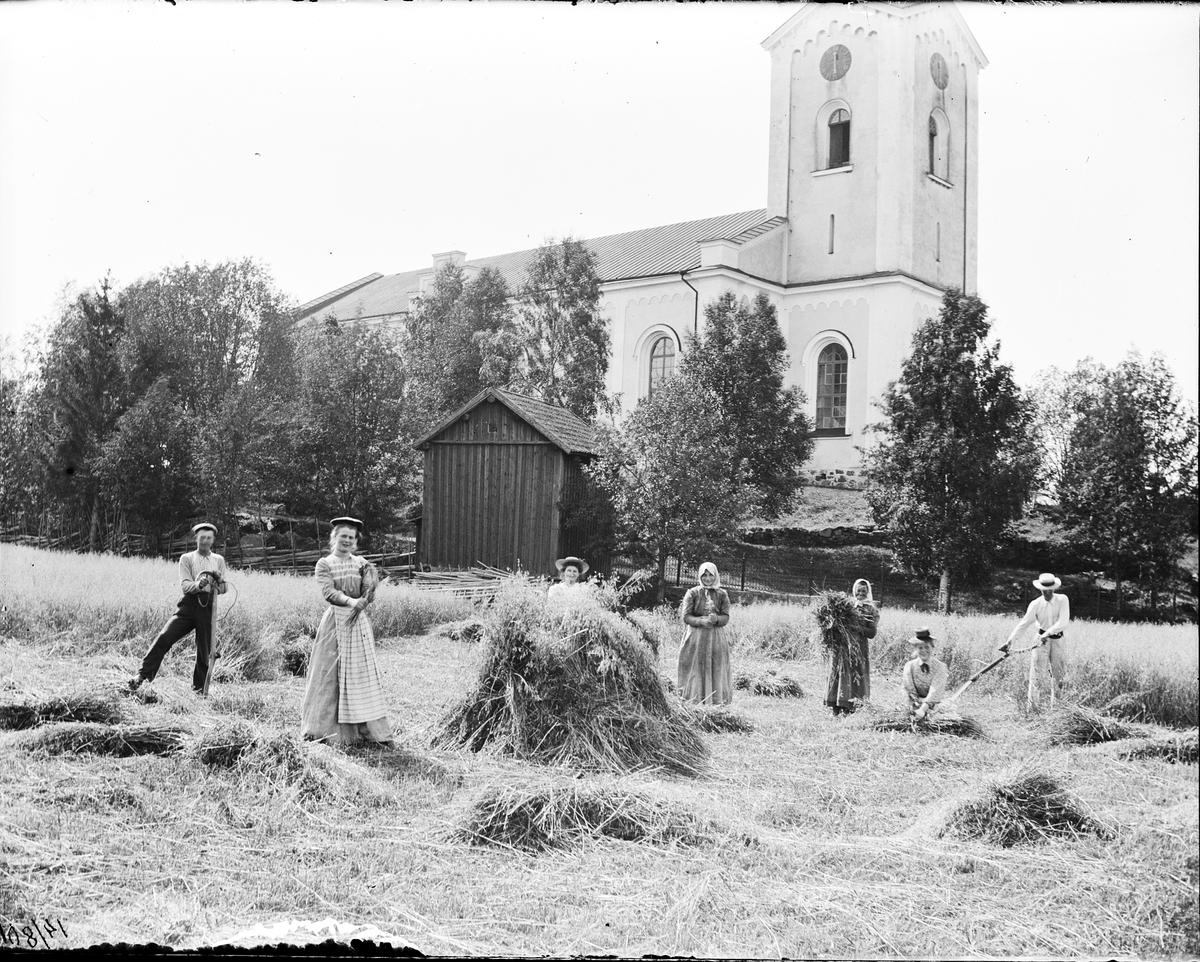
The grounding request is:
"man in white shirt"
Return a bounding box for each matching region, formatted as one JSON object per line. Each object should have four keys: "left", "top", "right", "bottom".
{"left": 1000, "top": 572, "right": 1070, "bottom": 709}
{"left": 129, "top": 522, "right": 228, "bottom": 694}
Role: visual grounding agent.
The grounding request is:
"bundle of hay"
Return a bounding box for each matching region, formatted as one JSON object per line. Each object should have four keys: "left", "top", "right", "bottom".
{"left": 0, "top": 691, "right": 124, "bottom": 730}
{"left": 453, "top": 778, "right": 711, "bottom": 853}
{"left": 194, "top": 719, "right": 261, "bottom": 767}
{"left": 12, "top": 721, "right": 188, "bottom": 757}
{"left": 673, "top": 700, "right": 755, "bottom": 734}
{"left": 939, "top": 768, "right": 1112, "bottom": 847}
{"left": 1044, "top": 703, "right": 1136, "bottom": 745}
{"left": 735, "top": 668, "right": 803, "bottom": 698}
{"left": 812, "top": 591, "right": 865, "bottom": 663}
{"left": 434, "top": 582, "right": 707, "bottom": 776}
{"left": 1117, "top": 730, "right": 1199, "bottom": 765}
{"left": 431, "top": 619, "right": 487, "bottom": 644}
{"left": 870, "top": 706, "right": 984, "bottom": 739}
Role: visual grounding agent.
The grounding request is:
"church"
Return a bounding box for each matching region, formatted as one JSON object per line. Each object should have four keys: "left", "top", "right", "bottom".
{"left": 295, "top": 2, "right": 985, "bottom": 479}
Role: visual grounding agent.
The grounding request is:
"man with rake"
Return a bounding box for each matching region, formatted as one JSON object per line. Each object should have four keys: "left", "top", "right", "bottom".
{"left": 128, "top": 522, "right": 227, "bottom": 695}
{"left": 1000, "top": 572, "right": 1070, "bottom": 710}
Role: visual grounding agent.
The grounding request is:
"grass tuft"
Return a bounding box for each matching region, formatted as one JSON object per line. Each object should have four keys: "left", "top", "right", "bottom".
{"left": 940, "top": 767, "right": 1113, "bottom": 847}
{"left": 1117, "top": 730, "right": 1199, "bottom": 765}
{"left": 452, "top": 777, "right": 712, "bottom": 853}
{"left": 734, "top": 668, "right": 804, "bottom": 698}
{"left": 673, "top": 700, "right": 755, "bottom": 733}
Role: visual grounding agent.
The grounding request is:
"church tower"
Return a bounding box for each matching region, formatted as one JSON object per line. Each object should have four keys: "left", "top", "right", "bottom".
{"left": 763, "top": 2, "right": 985, "bottom": 293}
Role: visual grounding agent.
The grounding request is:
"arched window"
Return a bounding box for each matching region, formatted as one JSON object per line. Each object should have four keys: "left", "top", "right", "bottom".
{"left": 928, "top": 109, "right": 949, "bottom": 181}
{"left": 815, "top": 344, "right": 848, "bottom": 435}
{"left": 648, "top": 336, "right": 675, "bottom": 397}
{"left": 828, "top": 108, "right": 851, "bottom": 168}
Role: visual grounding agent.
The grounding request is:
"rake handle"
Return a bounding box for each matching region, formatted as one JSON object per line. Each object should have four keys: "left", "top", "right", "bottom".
{"left": 947, "top": 640, "right": 1044, "bottom": 703}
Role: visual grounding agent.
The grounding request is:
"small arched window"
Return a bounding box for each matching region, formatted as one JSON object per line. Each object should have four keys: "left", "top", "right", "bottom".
{"left": 828, "top": 108, "right": 851, "bottom": 168}
{"left": 815, "top": 344, "right": 848, "bottom": 435}
{"left": 648, "top": 336, "right": 675, "bottom": 398}
{"left": 928, "top": 109, "right": 950, "bottom": 181}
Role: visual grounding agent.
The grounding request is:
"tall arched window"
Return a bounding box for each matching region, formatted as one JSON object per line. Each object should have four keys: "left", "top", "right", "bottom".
{"left": 648, "top": 336, "right": 675, "bottom": 397}
{"left": 828, "top": 108, "right": 851, "bottom": 168}
{"left": 815, "top": 344, "right": 848, "bottom": 435}
{"left": 928, "top": 109, "right": 949, "bottom": 181}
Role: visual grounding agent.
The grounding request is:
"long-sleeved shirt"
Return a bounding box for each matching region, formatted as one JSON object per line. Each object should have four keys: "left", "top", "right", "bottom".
{"left": 1007, "top": 593, "right": 1070, "bottom": 643}
{"left": 902, "top": 656, "right": 948, "bottom": 707}
{"left": 179, "top": 550, "right": 228, "bottom": 596}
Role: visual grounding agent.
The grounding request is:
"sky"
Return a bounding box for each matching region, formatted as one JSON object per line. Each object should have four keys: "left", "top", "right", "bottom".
{"left": 1, "top": 0, "right": 1197, "bottom": 403}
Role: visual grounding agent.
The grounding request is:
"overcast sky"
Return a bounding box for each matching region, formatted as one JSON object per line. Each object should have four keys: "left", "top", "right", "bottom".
{"left": 1, "top": 1, "right": 1196, "bottom": 403}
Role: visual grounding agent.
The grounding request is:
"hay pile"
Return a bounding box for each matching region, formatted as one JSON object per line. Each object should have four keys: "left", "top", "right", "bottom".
{"left": 453, "top": 778, "right": 711, "bottom": 853}
{"left": 434, "top": 582, "right": 707, "bottom": 776}
{"left": 431, "top": 619, "right": 487, "bottom": 644}
{"left": 1117, "top": 730, "right": 1199, "bottom": 765}
{"left": 870, "top": 706, "right": 984, "bottom": 739}
{"left": 0, "top": 691, "right": 124, "bottom": 730}
{"left": 1044, "top": 704, "right": 1136, "bottom": 745}
{"left": 735, "top": 668, "right": 803, "bottom": 698}
{"left": 674, "top": 701, "right": 755, "bottom": 734}
{"left": 939, "top": 768, "right": 1112, "bottom": 847}
{"left": 195, "top": 720, "right": 260, "bottom": 767}
{"left": 12, "top": 721, "right": 188, "bottom": 757}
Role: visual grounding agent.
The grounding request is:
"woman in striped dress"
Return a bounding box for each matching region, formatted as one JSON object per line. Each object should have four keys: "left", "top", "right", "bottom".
{"left": 301, "top": 517, "right": 393, "bottom": 748}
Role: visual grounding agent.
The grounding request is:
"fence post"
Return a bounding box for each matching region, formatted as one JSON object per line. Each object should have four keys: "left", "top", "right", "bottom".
{"left": 675, "top": 557, "right": 681, "bottom": 586}
{"left": 808, "top": 557, "right": 815, "bottom": 596}
{"left": 741, "top": 554, "right": 747, "bottom": 592}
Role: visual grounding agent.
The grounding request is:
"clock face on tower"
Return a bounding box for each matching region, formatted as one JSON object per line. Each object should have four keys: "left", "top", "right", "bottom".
{"left": 820, "top": 44, "right": 852, "bottom": 81}
{"left": 930, "top": 53, "right": 949, "bottom": 89}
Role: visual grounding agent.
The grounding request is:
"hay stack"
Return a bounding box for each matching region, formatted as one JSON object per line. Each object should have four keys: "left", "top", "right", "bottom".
{"left": 0, "top": 691, "right": 124, "bottom": 730}
{"left": 434, "top": 582, "right": 707, "bottom": 776}
{"left": 674, "top": 700, "right": 754, "bottom": 734}
{"left": 939, "top": 768, "right": 1112, "bottom": 847}
{"left": 453, "top": 778, "right": 711, "bottom": 853}
{"left": 1044, "top": 704, "right": 1135, "bottom": 745}
{"left": 1117, "top": 730, "right": 1199, "bottom": 765}
{"left": 870, "top": 707, "right": 984, "bottom": 739}
{"left": 12, "top": 721, "right": 188, "bottom": 757}
{"left": 735, "top": 669, "right": 803, "bottom": 698}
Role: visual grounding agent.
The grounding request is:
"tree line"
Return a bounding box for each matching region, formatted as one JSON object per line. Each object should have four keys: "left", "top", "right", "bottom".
{"left": 2, "top": 248, "right": 1195, "bottom": 617}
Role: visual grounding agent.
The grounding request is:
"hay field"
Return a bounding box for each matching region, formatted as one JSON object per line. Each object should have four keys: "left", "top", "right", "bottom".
{"left": 1, "top": 546, "right": 1197, "bottom": 956}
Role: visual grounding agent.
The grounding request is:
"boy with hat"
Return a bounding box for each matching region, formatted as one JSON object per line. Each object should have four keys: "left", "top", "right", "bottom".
{"left": 129, "top": 522, "right": 228, "bottom": 694}
{"left": 901, "top": 628, "right": 949, "bottom": 720}
{"left": 1000, "top": 572, "right": 1070, "bottom": 709}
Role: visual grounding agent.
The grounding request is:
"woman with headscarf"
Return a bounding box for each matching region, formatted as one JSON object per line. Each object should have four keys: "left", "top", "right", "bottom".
{"left": 301, "top": 517, "right": 393, "bottom": 748}
{"left": 677, "top": 562, "right": 733, "bottom": 705}
{"left": 824, "top": 577, "right": 879, "bottom": 715}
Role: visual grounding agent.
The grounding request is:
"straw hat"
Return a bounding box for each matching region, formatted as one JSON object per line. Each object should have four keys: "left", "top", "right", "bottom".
{"left": 555, "top": 556, "right": 589, "bottom": 575}
{"left": 1032, "top": 573, "right": 1062, "bottom": 591}
{"left": 191, "top": 522, "right": 217, "bottom": 535}
{"left": 910, "top": 627, "right": 936, "bottom": 648}
{"left": 330, "top": 516, "right": 364, "bottom": 530}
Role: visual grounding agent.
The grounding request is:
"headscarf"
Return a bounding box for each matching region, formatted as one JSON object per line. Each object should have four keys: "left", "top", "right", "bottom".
{"left": 698, "top": 562, "right": 722, "bottom": 589}
{"left": 851, "top": 578, "right": 874, "bottom": 603}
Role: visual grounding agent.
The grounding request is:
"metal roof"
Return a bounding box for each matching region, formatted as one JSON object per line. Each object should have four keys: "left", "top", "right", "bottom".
{"left": 297, "top": 209, "right": 773, "bottom": 322}
{"left": 416, "top": 387, "right": 599, "bottom": 456}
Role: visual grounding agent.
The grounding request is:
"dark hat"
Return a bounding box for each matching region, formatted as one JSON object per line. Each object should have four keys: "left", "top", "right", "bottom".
{"left": 911, "top": 627, "right": 936, "bottom": 647}
{"left": 329, "top": 516, "right": 363, "bottom": 530}
{"left": 555, "top": 556, "right": 589, "bottom": 575}
{"left": 191, "top": 522, "right": 217, "bottom": 535}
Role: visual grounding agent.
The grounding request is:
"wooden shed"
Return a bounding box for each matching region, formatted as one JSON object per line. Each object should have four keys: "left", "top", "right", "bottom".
{"left": 413, "top": 388, "right": 602, "bottom": 575}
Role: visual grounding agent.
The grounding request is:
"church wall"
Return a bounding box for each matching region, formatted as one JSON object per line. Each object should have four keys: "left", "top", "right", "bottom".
{"left": 604, "top": 285, "right": 694, "bottom": 404}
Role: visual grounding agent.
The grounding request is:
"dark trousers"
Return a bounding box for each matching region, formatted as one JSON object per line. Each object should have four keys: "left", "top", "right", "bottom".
{"left": 139, "top": 594, "right": 214, "bottom": 691}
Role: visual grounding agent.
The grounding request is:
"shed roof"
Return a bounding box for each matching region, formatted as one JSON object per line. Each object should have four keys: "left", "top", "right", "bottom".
{"left": 416, "top": 388, "right": 599, "bottom": 456}
{"left": 297, "top": 209, "right": 772, "bottom": 323}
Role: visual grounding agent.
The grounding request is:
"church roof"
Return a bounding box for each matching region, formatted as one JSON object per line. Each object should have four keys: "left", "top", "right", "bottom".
{"left": 415, "top": 387, "right": 599, "bottom": 456}
{"left": 296, "top": 209, "right": 772, "bottom": 323}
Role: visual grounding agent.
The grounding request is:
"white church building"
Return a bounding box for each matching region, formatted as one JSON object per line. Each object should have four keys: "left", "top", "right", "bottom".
{"left": 295, "top": 2, "right": 985, "bottom": 479}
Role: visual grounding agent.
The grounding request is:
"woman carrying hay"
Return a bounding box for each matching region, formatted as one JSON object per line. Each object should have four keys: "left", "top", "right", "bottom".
{"left": 677, "top": 562, "right": 733, "bottom": 705}
{"left": 301, "top": 517, "right": 393, "bottom": 749}
{"left": 818, "top": 580, "right": 877, "bottom": 716}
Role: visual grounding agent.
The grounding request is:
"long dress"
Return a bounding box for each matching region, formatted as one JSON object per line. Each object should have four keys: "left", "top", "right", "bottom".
{"left": 676, "top": 585, "right": 733, "bottom": 705}
{"left": 824, "top": 600, "right": 878, "bottom": 711}
{"left": 300, "top": 553, "right": 393, "bottom": 747}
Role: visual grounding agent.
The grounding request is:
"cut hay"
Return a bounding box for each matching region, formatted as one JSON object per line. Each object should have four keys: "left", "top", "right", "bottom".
{"left": 433, "top": 582, "right": 708, "bottom": 776}
{"left": 0, "top": 690, "right": 125, "bottom": 730}
{"left": 1117, "top": 730, "right": 1199, "bottom": 765}
{"left": 431, "top": 619, "right": 487, "bottom": 644}
{"left": 1044, "top": 703, "right": 1136, "bottom": 745}
{"left": 735, "top": 668, "right": 804, "bottom": 698}
{"left": 674, "top": 700, "right": 755, "bottom": 733}
{"left": 622, "top": 610, "right": 663, "bottom": 657}
{"left": 869, "top": 706, "right": 984, "bottom": 739}
{"left": 453, "top": 778, "right": 712, "bottom": 853}
{"left": 812, "top": 591, "right": 866, "bottom": 662}
{"left": 12, "top": 721, "right": 188, "bottom": 757}
{"left": 194, "top": 720, "right": 260, "bottom": 767}
{"left": 939, "top": 768, "right": 1113, "bottom": 847}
